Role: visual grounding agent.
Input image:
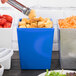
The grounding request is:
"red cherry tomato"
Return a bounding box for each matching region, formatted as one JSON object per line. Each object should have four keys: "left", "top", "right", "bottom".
{"left": 4, "top": 22, "right": 11, "bottom": 28}
{"left": 0, "top": 25, "right": 3, "bottom": 28}
{"left": 0, "top": 15, "right": 3, "bottom": 18}
{"left": 0, "top": 18, "right": 7, "bottom": 25}
{"left": 2, "top": 15, "right": 13, "bottom": 23}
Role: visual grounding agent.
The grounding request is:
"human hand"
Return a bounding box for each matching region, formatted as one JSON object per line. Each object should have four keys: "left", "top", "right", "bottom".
{"left": 1, "top": 0, "right": 8, "bottom": 4}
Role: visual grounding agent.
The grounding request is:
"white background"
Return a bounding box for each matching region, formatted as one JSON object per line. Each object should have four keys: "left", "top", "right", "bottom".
{"left": 0, "top": 0, "right": 76, "bottom": 51}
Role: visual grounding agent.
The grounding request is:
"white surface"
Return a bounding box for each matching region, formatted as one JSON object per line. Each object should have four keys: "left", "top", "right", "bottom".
{"left": 0, "top": 65, "right": 4, "bottom": 76}
{"left": 38, "top": 0, "right": 76, "bottom": 7}
{"left": 0, "top": 49, "right": 13, "bottom": 69}
{"left": 38, "top": 70, "right": 76, "bottom": 76}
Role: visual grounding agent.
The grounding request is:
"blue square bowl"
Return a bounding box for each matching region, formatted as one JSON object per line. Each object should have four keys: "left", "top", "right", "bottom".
{"left": 17, "top": 19, "right": 54, "bottom": 69}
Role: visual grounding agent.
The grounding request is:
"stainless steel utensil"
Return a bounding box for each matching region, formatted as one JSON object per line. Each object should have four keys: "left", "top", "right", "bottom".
{"left": 7, "top": 0, "right": 31, "bottom": 16}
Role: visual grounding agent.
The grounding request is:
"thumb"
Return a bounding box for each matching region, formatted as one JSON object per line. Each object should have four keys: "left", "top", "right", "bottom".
{"left": 1, "top": 0, "right": 8, "bottom": 4}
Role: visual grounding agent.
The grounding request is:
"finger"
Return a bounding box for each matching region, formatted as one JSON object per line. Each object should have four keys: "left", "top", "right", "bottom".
{"left": 1, "top": 0, "right": 8, "bottom": 4}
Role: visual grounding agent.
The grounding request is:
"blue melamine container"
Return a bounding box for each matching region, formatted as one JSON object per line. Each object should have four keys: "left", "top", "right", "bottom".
{"left": 17, "top": 19, "right": 54, "bottom": 69}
